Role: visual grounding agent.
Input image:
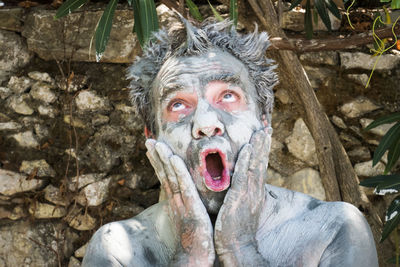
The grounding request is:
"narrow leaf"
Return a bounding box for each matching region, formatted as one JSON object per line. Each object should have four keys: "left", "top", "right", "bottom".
{"left": 186, "top": 0, "right": 204, "bottom": 21}
{"left": 229, "top": 0, "right": 238, "bottom": 27}
{"left": 326, "top": 0, "right": 341, "bottom": 20}
{"left": 208, "top": 0, "right": 224, "bottom": 22}
{"left": 95, "top": 0, "right": 119, "bottom": 62}
{"left": 138, "top": 0, "right": 159, "bottom": 47}
{"left": 315, "top": 0, "right": 332, "bottom": 31}
{"left": 364, "top": 112, "right": 400, "bottom": 131}
{"left": 373, "top": 122, "right": 400, "bottom": 166}
{"left": 392, "top": 0, "right": 400, "bottom": 10}
{"left": 55, "top": 0, "right": 88, "bottom": 19}
{"left": 381, "top": 196, "right": 400, "bottom": 241}
{"left": 305, "top": 0, "right": 313, "bottom": 39}
{"left": 132, "top": 0, "right": 144, "bottom": 46}
{"left": 127, "top": 0, "right": 133, "bottom": 6}
{"left": 289, "top": 0, "right": 303, "bottom": 10}
{"left": 359, "top": 175, "right": 388, "bottom": 188}
{"left": 380, "top": 0, "right": 391, "bottom": 2}
{"left": 385, "top": 137, "right": 400, "bottom": 174}
{"left": 375, "top": 174, "right": 400, "bottom": 195}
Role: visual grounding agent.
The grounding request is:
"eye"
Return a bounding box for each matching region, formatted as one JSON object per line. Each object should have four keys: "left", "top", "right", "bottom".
{"left": 220, "top": 91, "right": 238, "bottom": 103}
{"left": 170, "top": 101, "right": 186, "bottom": 111}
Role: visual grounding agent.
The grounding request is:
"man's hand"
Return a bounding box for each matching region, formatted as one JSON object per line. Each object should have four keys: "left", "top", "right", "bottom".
{"left": 145, "top": 139, "right": 215, "bottom": 266}
{"left": 214, "top": 129, "right": 271, "bottom": 266}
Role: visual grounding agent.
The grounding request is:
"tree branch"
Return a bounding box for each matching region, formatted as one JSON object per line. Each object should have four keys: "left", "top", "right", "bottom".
{"left": 269, "top": 25, "right": 400, "bottom": 52}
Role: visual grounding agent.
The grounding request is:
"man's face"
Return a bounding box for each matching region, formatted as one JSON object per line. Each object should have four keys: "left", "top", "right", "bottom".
{"left": 152, "top": 49, "right": 264, "bottom": 214}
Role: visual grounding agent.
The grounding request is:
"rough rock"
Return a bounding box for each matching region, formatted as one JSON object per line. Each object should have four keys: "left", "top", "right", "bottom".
{"left": 339, "top": 132, "right": 361, "bottom": 148}
{"left": 0, "top": 221, "right": 76, "bottom": 266}
{"left": 0, "top": 205, "right": 26, "bottom": 220}
{"left": 68, "top": 212, "right": 97, "bottom": 231}
{"left": 92, "top": 114, "right": 110, "bottom": 126}
{"left": 111, "top": 202, "right": 144, "bottom": 219}
{"left": 56, "top": 74, "right": 88, "bottom": 92}
{"left": 267, "top": 168, "right": 285, "bottom": 187}
{"left": 282, "top": 8, "right": 340, "bottom": 31}
{"left": 34, "top": 124, "right": 49, "bottom": 140}
{"left": 339, "top": 97, "right": 380, "bottom": 118}
{"left": 346, "top": 74, "right": 369, "bottom": 86}
{"left": 360, "top": 118, "right": 395, "bottom": 137}
{"left": 299, "top": 51, "right": 339, "bottom": 66}
{"left": 347, "top": 146, "right": 371, "bottom": 163}
{"left": 22, "top": 8, "right": 139, "bottom": 63}
{"left": 74, "top": 243, "right": 88, "bottom": 258}
{"left": 303, "top": 66, "right": 336, "bottom": 88}
{"left": 274, "top": 88, "right": 290, "bottom": 104}
{"left": 69, "top": 173, "right": 107, "bottom": 191}
{"left": 75, "top": 90, "right": 110, "bottom": 111}
{"left": 19, "top": 159, "right": 55, "bottom": 177}
{"left": 7, "top": 94, "right": 34, "bottom": 115}
{"left": 38, "top": 105, "right": 58, "bottom": 118}
{"left": 340, "top": 52, "right": 400, "bottom": 70}
{"left": 30, "top": 82, "right": 57, "bottom": 103}
{"left": 0, "top": 169, "right": 45, "bottom": 196}
{"left": 11, "top": 131, "right": 39, "bottom": 148}
{"left": 63, "top": 115, "right": 86, "bottom": 128}
{"left": 0, "top": 121, "right": 22, "bottom": 131}
{"left": 285, "top": 168, "right": 326, "bottom": 200}
{"left": 29, "top": 202, "right": 67, "bottom": 219}
{"left": 354, "top": 160, "right": 386, "bottom": 177}
{"left": 0, "top": 30, "right": 32, "bottom": 74}
{"left": 0, "top": 8, "right": 23, "bottom": 32}
{"left": 68, "top": 256, "right": 81, "bottom": 267}
{"left": 76, "top": 177, "right": 112, "bottom": 206}
{"left": 28, "top": 71, "right": 54, "bottom": 83}
{"left": 7, "top": 76, "right": 33, "bottom": 94}
{"left": 44, "top": 185, "right": 69, "bottom": 206}
{"left": 0, "top": 87, "right": 11, "bottom": 99}
{"left": 285, "top": 118, "right": 318, "bottom": 166}
{"left": 330, "top": 115, "right": 347, "bottom": 129}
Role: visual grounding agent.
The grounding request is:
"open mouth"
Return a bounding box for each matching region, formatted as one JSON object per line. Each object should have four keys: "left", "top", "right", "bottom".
{"left": 201, "top": 149, "right": 230, "bottom": 192}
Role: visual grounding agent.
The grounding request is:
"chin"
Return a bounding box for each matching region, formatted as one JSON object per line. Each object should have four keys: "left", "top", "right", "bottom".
{"left": 199, "top": 190, "right": 227, "bottom": 215}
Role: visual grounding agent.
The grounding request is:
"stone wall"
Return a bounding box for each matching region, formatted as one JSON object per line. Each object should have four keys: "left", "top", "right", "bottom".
{"left": 0, "top": 3, "right": 399, "bottom": 266}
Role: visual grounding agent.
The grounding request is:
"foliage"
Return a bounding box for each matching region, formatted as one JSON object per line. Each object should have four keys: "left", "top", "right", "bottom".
{"left": 361, "top": 112, "right": 400, "bottom": 242}
{"left": 289, "top": 0, "right": 342, "bottom": 39}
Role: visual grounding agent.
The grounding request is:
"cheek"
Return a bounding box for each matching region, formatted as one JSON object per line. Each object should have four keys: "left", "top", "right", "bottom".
{"left": 216, "top": 101, "right": 247, "bottom": 113}
{"left": 225, "top": 112, "right": 262, "bottom": 146}
{"left": 157, "top": 123, "right": 192, "bottom": 157}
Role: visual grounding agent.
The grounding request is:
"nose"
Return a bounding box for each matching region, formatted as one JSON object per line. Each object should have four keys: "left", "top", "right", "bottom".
{"left": 192, "top": 100, "right": 224, "bottom": 139}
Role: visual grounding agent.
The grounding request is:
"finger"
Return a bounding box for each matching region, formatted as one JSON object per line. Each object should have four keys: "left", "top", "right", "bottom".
{"left": 170, "top": 155, "right": 200, "bottom": 201}
{"left": 155, "top": 142, "right": 180, "bottom": 194}
{"left": 230, "top": 144, "right": 252, "bottom": 192}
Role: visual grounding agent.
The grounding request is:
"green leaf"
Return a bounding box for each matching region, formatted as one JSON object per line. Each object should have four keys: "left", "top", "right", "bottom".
{"left": 374, "top": 174, "right": 400, "bottom": 195}
{"left": 229, "top": 0, "right": 238, "bottom": 27}
{"left": 325, "top": 0, "right": 341, "bottom": 20}
{"left": 364, "top": 112, "right": 400, "bottom": 131}
{"left": 132, "top": 0, "right": 143, "bottom": 44}
{"left": 315, "top": 0, "right": 332, "bottom": 31}
{"left": 186, "top": 0, "right": 204, "bottom": 21}
{"left": 373, "top": 122, "right": 400, "bottom": 166}
{"left": 139, "top": 0, "right": 159, "bottom": 47}
{"left": 392, "top": 0, "right": 400, "bottom": 9}
{"left": 385, "top": 137, "right": 400, "bottom": 174}
{"left": 127, "top": 0, "right": 133, "bottom": 6}
{"left": 95, "top": 0, "right": 119, "bottom": 62}
{"left": 381, "top": 196, "right": 400, "bottom": 242}
{"left": 359, "top": 175, "right": 388, "bottom": 188}
{"left": 289, "top": 0, "right": 303, "bottom": 10}
{"left": 305, "top": 0, "right": 313, "bottom": 39}
{"left": 208, "top": 0, "right": 224, "bottom": 22}
{"left": 54, "top": 0, "right": 88, "bottom": 19}
{"left": 380, "top": 0, "right": 391, "bottom": 2}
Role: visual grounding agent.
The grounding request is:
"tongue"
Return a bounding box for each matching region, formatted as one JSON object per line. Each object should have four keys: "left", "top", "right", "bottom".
{"left": 206, "top": 153, "right": 223, "bottom": 180}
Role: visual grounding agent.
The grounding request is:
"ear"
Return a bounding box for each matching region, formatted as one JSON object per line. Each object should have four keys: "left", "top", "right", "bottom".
{"left": 144, "top": 126, "right": 154, "bottom": 139}
{"left": 261, "top": 114, "right": 269, "bottom": 128}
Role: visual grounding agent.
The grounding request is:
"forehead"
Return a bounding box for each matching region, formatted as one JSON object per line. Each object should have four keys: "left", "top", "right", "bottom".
{"left": 152, "top": 50, "right": 253, "bottom": 99}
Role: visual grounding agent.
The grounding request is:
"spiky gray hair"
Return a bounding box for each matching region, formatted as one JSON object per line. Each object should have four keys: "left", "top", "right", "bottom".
{"left": 127, "top": 18, "right": 278, "bottom": 134}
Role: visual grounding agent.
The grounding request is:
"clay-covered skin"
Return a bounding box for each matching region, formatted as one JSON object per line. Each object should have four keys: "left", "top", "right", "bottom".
{"left": 152, "top": 49, "right": 263, "bottom": 215}
{"left": 82, "top": 49, "right": 378, "bottom": 267}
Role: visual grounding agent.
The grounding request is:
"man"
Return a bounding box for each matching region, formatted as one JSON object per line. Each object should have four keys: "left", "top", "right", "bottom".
{"left": 82, "top": 19, "right": 378, "bottom": 266}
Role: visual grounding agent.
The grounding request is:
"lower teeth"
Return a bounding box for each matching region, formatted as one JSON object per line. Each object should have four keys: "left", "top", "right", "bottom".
{"left": 212, "top": 176, "right": 221, "bottom": 181}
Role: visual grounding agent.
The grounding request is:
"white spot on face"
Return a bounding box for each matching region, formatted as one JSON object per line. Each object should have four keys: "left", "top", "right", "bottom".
{"left": 208, "top": 52, "right": 216, "bottom": 58}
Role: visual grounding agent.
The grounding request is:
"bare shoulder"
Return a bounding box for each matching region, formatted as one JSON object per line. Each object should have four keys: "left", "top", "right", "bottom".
{"left": 257, "top": 185, "right": 378, "bottom": 266}
{"left": 82, "top": 201, "right": 177, "bottom": 267}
